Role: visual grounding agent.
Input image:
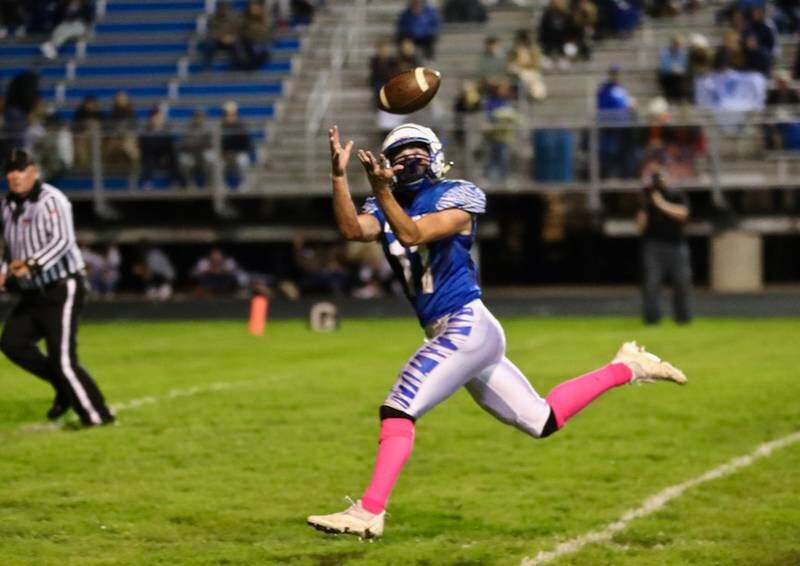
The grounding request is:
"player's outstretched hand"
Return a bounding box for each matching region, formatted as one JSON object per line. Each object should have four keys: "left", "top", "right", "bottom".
{"left": 357, "top": 150, "right": 404, "bottom": 193}
{"left": 329, "top": 125, "right": 354, "bottom": 178}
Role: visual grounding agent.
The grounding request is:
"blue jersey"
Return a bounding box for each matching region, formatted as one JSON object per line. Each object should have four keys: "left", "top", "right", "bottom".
{"left": 362, "top": 179, "right": 486, "bottom": 326}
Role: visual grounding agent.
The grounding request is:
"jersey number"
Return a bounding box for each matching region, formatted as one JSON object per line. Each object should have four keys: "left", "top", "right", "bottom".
{"left": 386, "top": 221, "right": 434, "bottom": 296}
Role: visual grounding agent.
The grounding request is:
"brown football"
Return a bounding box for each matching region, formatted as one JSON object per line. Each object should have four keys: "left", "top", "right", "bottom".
{"left": 378, "top": 67, "right": 441, "bottom": 114}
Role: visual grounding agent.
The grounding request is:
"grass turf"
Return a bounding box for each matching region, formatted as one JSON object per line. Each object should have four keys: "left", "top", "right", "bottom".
{"left": 1, "top": 317, "right": 799, "bottom": 565}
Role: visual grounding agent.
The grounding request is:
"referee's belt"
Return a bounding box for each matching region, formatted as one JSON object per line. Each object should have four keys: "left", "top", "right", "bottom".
{"left": 21, "top": 270, "right": 88, "bottom": 293}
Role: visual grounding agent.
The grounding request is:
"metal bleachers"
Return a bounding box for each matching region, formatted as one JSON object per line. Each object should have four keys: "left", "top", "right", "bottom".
{"left": 0, "top": 0, "right": 310, "bottom": 210}
{"left": 0, "top": 0, "right": 301, "bottom": 123}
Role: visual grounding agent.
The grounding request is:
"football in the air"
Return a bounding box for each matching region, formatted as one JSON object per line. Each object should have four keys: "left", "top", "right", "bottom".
{"left": 378, "top": 67, "right": 441, "bottom": 115}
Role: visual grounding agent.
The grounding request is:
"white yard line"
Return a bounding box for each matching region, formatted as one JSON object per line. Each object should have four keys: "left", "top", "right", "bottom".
{"left": 15, "top": 375, "right": 291, "bottom": 433}
{"left": 522, "top": 430, "right": 800, "bottom": 565}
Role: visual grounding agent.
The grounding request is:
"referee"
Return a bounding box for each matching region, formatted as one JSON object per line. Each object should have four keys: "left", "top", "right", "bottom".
{"left": 1, "top": 148, "right": 114, "bottom": 426}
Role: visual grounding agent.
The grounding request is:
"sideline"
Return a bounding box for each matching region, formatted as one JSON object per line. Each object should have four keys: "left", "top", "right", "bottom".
{"left": 522, "top": 430, "right": 800, "bottom": 565}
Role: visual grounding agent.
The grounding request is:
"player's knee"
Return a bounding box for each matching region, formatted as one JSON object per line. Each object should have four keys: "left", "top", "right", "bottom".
{"left": 379, "top": 405, "right": 415, "bottom": 422}
{"left": 538, "top": 409, "right": 560, "bottom": 439}
{"left": 516, "top": 408, "right": 559, "bottom": 439}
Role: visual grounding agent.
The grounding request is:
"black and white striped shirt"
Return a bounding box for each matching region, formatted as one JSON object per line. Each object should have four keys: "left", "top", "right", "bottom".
{"left": 1, "top": 181, "right": 85, "bottom": 289}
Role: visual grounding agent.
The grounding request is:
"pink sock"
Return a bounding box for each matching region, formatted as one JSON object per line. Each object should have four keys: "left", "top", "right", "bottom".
{"left": 361, "top": 418, "right": 415, "bottom": 514}
{"left": 545, "top": 363, "right": 633, "bottom": 429}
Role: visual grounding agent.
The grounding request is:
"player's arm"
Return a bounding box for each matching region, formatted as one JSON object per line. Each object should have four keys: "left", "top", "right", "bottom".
{"left": 329, "top": 126, "right": 381, "bottom": 242}
{"left": 357, "top": 149, "right": 471, "bottom": 246}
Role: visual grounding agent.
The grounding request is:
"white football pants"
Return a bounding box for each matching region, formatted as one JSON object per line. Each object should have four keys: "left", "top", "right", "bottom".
{"left": 383, "top": 299, "right": 553, "bottom": 437}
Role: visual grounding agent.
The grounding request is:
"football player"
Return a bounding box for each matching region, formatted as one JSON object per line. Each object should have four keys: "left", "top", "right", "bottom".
{"left": 307, "top": 124, "right": 687, "bottom": 538}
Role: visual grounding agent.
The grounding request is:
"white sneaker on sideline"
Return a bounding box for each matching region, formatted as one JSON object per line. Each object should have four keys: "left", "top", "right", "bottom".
{"left": 613, "top": 341, "right": 687, "bottom": 385}
{"left": 307, "top": 498, "right": 385, "bottom": 538}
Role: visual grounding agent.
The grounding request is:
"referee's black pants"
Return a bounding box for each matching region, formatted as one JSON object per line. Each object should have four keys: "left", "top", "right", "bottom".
{"left": 0, "top": 276, "right": 113, "bottom": 425}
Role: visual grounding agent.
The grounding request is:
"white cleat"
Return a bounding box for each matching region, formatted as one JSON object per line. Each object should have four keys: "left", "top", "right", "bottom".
{"left": 613, "top": 341, "right": 688, "bottom": 385}
{"left": 307, "top": 498, "right": 385, "bottom": 538}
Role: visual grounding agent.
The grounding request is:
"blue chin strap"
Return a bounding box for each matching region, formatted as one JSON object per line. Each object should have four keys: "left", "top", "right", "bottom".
{"left": 391, "top": 153, "right": 433, "bottom": 192}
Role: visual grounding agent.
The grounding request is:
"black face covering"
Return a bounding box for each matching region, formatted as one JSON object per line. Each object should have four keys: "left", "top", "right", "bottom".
{"left": 390, "top": 149, "right": 430, "bottom": 187}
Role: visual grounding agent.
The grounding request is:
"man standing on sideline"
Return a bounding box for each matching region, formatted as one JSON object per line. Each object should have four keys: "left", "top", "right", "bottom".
{"left": 0, "top": 148, "right": 114, "bottom": 427}
{"left": 636, "top": 168, "right": 692, "bottom": 325}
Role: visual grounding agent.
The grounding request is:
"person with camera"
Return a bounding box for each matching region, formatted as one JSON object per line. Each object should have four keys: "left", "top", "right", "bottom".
{"left": 635, "top": 167, "right": 692, "bottom": 325}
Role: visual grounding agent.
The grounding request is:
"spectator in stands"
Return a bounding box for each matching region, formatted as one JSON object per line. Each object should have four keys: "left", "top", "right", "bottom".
{"left": 570, "top": 0, "right": 597, "bottom": 61}
{"left": 191, "top": 247, "right": 249, "bottom": 296}
{"left": 597, "top": 65, "right": 634, "bottom": 112}
{"left": 687, "top": 32, "right": 713, "bottom": 81}
{"left": 73, "top": 94, "right": 103, "bottom": 125}
{"left": 178, "top": 109, "right": 216, "bottom": 189}
{"left": 597, "top": 65, "right": 638, "bottom": 179}
{"left": 40, "top": 0, "right": 94, "bottom": 60}
{"left": 233, "top": 0, "right": 272, "bottom": 71}
{"left": 82, "top": 243, "right": 121, "bottom": 297}
{"left": 453, "top": 80, "right": 483, "bottom": 145}
{"left": 639, "top": 96, "right": 703, "bottom": 180}
{"left": 538, "top": 0, "right": 575, "bottom": 69}
{"left": 132, "top": 241, "right": 176, "bottom": 301}
{"left": 345, "top": 241, "right": 395, "bottom": 299}
{"left": 269, "top": 0, "right": 292, "bottom": 25}
{"left": 36, "top": 114, "right": 74, "bottom": 182}
{"left": 22, "top": 103, "right": 48, "bottom": 161}
{"left": 747, "top": 5, "right": 778, "bottom": 64}
{"left": 477, "top": 36, "right": 507, "bottom": 88}
{"left": 768, "top": 69, "right": 800, "bottom": 107}
{"left": 72, "top": 95, "right": 104, "bottom": 169}
{"left": 396, "top": 37, "right": 422, "bottom": 72}
{"left": 595, "top": 0, "right": 643, "bottom": 38}
{"left": 572, "top": 0, "right": 597, "bottom": 61}
{"left": 396, "top": 0, "right": 441, "bottom": 61}
{"left": 292, "top": 237, "right": 349, "bottom": 295}
{"left": 104, "top": 90, "right": 140, "bottom": 172}
{"left": 658, "top": 35, "right": 689, "bottom": 102}
{"left": 369, "top": 39, "right": 399, "bottom": 107}
{"left": 443, "top": 0, "right": 487, "bottom": 23}
{"left": 636, "top": 166, "right": 692, "bottom": 325}
{"left": 290, "top": 0, "right": 317, "bottom": 25}
{"left": 483, "top": 79, "right": 519, "bottom": 184}
{"left": 139, "top": 106, "right": 185, "bottom": 189}
{"left": 742, "top": 31, "right": 771, "bottom": 76}
{"left": 713, "top": 29, "right": 745, "bottom": 71}
{"left": 765, "top": 69, "right": 800, "bottom": 151}
{"left": 220, "top": 100, "right": 252, "bottom": 191}
{"left": 0, "top": 0, "right": 27, "bottom": 38}
{"left": 507, "top": 30, "right": 547, "bottom": 101}
{"left": 203, "top": 1, "right": 241, "bottom": 68}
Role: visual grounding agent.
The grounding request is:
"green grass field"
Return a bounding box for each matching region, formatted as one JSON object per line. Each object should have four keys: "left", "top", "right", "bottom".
{"left": 1, "top": 316, "right": 799, "bottom": 565}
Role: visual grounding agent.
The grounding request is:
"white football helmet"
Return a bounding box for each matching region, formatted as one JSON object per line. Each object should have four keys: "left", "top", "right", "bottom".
{"left": 381, "top": 123, "right": 446, "bottom": 190}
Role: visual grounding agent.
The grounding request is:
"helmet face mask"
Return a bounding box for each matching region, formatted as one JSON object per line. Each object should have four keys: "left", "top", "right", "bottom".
{"left": 381, "top": 123, "right": 446, "bottom": 191}
{"left": 388, "top": 144, "right": 430, "bottom": 187}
